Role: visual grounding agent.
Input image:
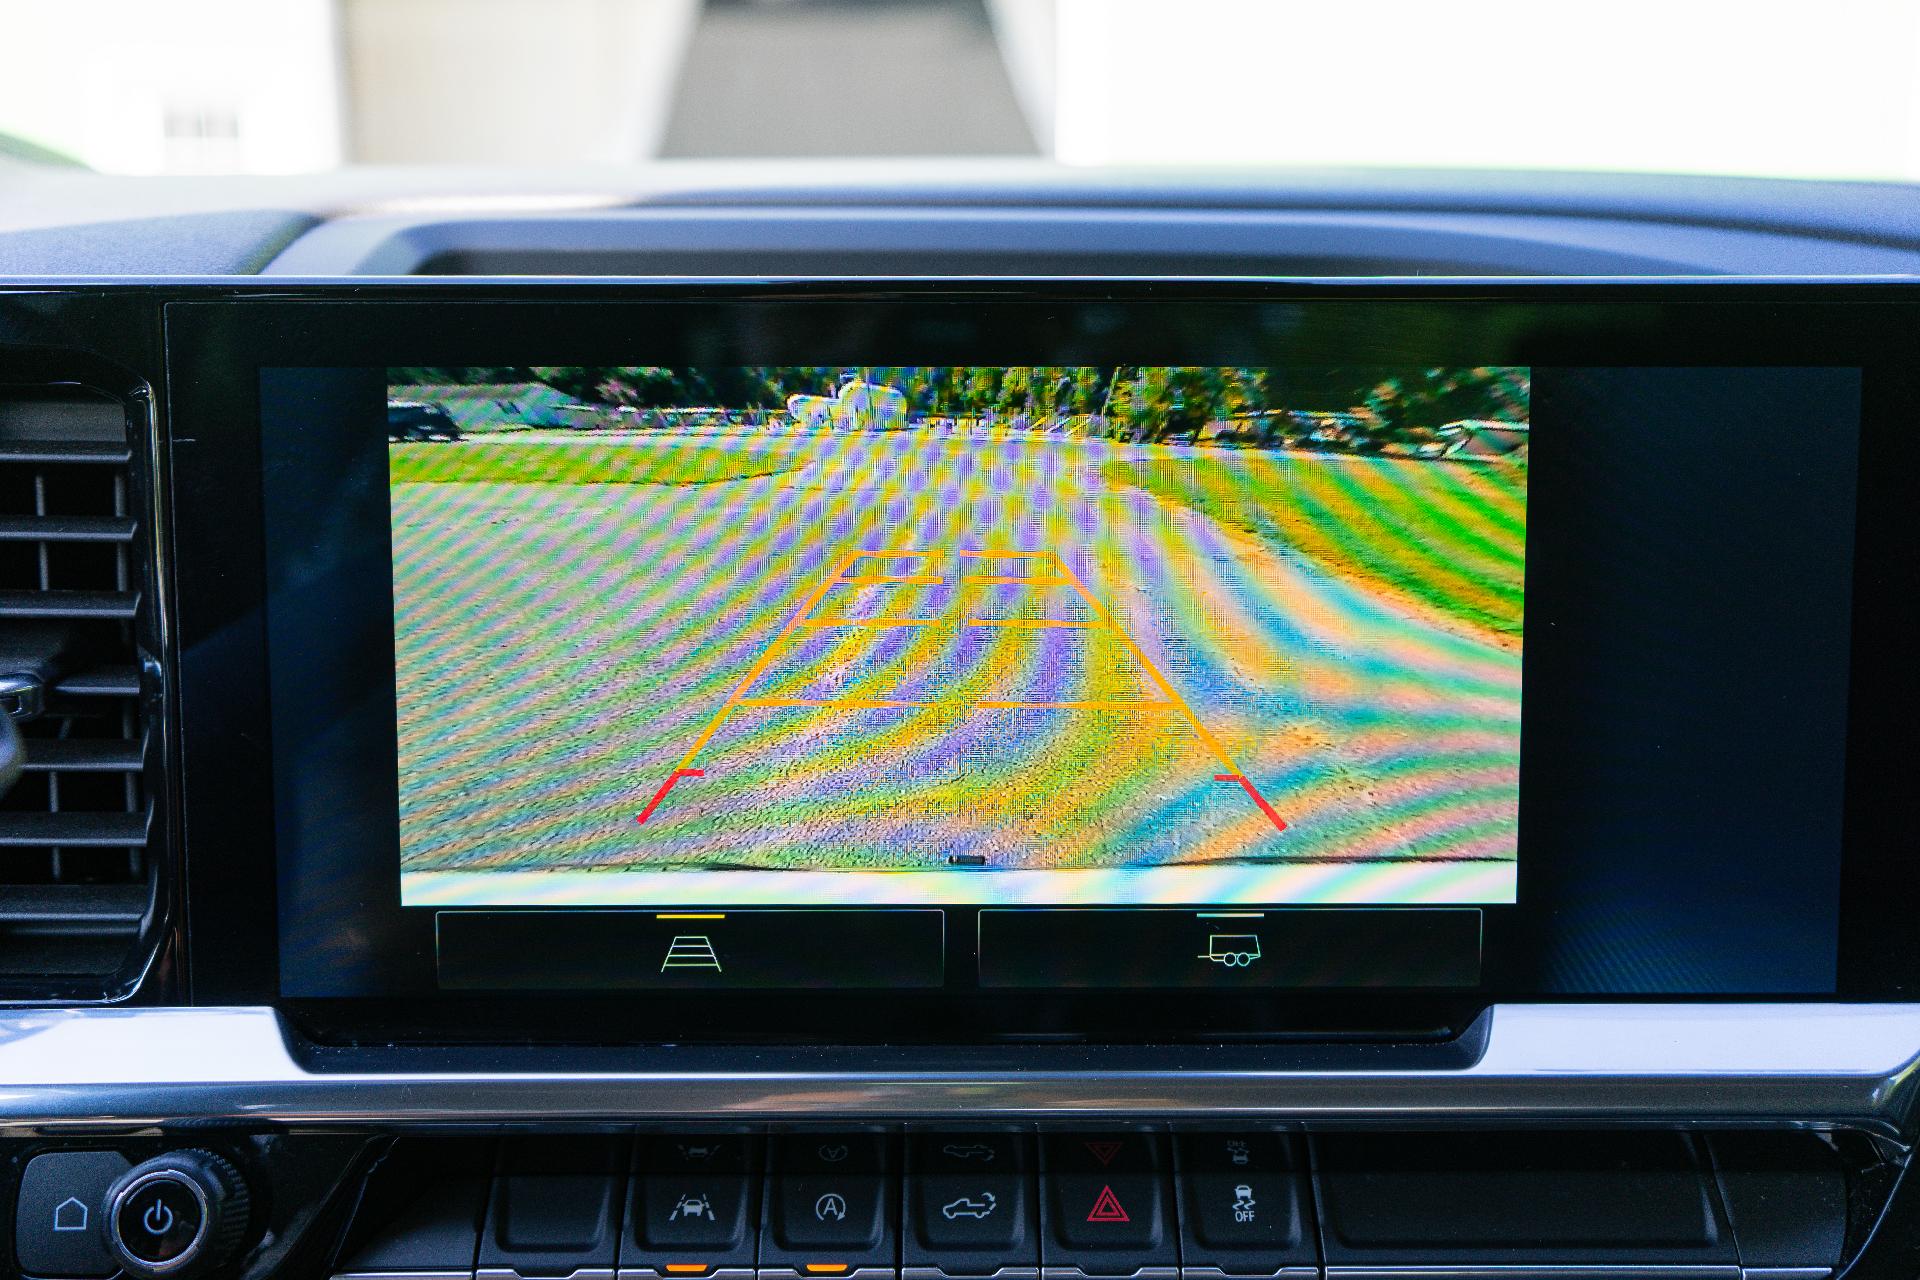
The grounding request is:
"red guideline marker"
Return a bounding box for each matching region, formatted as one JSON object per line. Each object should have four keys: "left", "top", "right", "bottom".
{"left": 1215, "top": 774, "right": 1288, "bottom": 833}
{"left": 636, "top": 768, "right": 705, "bottom": 824}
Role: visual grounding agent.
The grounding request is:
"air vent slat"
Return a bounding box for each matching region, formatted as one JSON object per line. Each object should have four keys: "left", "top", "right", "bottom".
{"left": 0, "top": 883, "right": 147, "bottom": 926}
{"left": 0, "top": 439, "right": 132, "bottom": 464}
{"left": 20, "top": 738, "right": 146, "bottom": 772}
{"left": 0, "top": 514, "right": 138, "bottom": 543}
{"left": 53, "top": 665, "right": 141, "bottom": 698}
{"left": 0, "top": 810, "right": 150, "bottom": 848}
{"left": 1, "top": 380, "right": 157, "bottom": 1001}
{"left": 0, "top": 589, "right": 140, "bottom": 619}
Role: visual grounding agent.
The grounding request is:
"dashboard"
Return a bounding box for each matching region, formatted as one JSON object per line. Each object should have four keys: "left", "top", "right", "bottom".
{"left": 1, "top": 166, "right": 1918, "bottom": 1280}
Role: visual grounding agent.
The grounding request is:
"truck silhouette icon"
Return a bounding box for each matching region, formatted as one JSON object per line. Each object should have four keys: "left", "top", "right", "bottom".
{"left": 1200, "top": 934, "right": 1262, "bottom": 967}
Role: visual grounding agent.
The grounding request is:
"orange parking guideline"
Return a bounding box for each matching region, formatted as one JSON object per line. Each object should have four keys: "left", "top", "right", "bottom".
{"left": 802, "top": 617, "right": 939, "bottom": 629}
{"left": 666, "top": 548, "right": 862, "bottom": 774}
{"left": 640, "top": 543, "right": 1287, "bottom": 835}
{"left": 975, "top": 699, "right": 1176, "bottom": 710}
{"left": 961, "top": 574, "right": 1070, "bottom": 586}
{"left": 738, "top": 696, "right": 935, "bottom": 709}
{"left": 1044, "top": 549, "right": 1248, "bottom": 778}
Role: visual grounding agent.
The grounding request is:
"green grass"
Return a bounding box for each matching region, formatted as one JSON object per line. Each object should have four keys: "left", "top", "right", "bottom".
{"left": 389, "top": 440, "right": 799, "bottom": 486}
{"left": 1105, "top": 451, "right": 1526, "bottom": 637}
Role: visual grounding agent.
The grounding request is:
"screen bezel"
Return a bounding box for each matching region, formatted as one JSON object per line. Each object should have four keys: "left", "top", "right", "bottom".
{"left": 161, "top": 280, "right": 1919, "bottom": 1045}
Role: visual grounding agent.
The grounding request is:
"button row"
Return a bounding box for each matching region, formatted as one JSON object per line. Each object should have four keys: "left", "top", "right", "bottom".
{"left": 335, "top": 1130, "right": 1313, "bottom": 1280}
{"left": 434, "top": 908, "right": 1483, "bottom": 992}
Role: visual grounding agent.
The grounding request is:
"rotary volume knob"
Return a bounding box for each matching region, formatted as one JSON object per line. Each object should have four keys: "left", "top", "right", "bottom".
{"left": 103, "top": 1150, "right": 251, "bottom": 1278}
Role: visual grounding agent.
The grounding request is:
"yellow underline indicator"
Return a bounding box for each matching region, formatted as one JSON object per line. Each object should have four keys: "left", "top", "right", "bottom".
{"left": 804, "top": 1266, "right": 851, "bottom": 1274}
{"left": 801, "top": 617, "right": 939, "bottom": 628}
{"left": 964, "top": 618, "right": 1096, "bottom": 630}
{"left": 665, "top": 1266, "right": 710, "bottom": 1274}
{"left": 858, "top": 547, "right": 939, "bottom": 558}
{"left": 957, "top": 547, "right": 1051, "bottom": 558}
{"left": 841, "top": 574, "right": 943, "bottom": 585}
{"left": 657, "top": 913, "right": 725, "bottom": 920}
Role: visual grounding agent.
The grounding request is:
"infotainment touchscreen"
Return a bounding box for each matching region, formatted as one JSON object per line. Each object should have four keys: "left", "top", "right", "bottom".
{"left": 217, "top": 289, "right": 1880, "bottom": 1019}
{"left": 386, "top": 365, "right": 1528, "bottom": 911}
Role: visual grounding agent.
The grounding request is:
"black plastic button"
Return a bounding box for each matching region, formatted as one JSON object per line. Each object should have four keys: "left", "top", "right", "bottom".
{"left": 1041, "top": 1132, "right": 1174, "bottom": 1274}
{"left": 14, "top": 1150, "right": 130, "bottom": 1279}
{"left": 1176, "top": 1132, "right": 1312, "bottom": 1269}
{"left": 112, "top": 1175, "right": 206, "bottom": 1267}
{"left": 632, "top": 1134, "right": 759, "bottom": 1260}
{"left": 763, "top": 1131, "right": 897, "bottom": 1272}
{"left": 774, "top": 1136, "right": 888, "bottom": 1249}
{"left": 479, "top": 1136, "right": 624, "bottom": 1278}
{"left": 907, "top": 1131, "right": 1035, "bottom": 1266}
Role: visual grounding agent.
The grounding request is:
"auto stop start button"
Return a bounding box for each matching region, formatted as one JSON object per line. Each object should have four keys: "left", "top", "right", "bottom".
{"left": 111, "top": 1172, "right": 207, "bottom": 1268}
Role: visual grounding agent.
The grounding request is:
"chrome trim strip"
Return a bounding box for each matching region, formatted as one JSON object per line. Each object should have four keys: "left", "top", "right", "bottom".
{"left": 1325, "top": 1271, "right": 1740, "bottom": 1280}
{"left": 0, "top": 1005, "right": 1916, "bottom": 1132}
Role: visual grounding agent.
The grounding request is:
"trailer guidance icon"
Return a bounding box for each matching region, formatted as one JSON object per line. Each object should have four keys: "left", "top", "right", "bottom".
{"left": 1200, "top": 933, "right": 1262, "bottom": 968}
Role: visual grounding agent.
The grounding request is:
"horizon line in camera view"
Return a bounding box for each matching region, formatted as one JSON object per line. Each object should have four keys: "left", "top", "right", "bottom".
{"left": 387, "top": 365, "right": 1527, "bottom": 908}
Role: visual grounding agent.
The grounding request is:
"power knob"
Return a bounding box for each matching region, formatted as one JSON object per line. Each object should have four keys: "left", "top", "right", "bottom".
{"left": 103, "top": 1150, "right": 250, "bottom": 1278}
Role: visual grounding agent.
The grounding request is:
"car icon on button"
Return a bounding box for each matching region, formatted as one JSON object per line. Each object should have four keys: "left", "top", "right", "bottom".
{"left": 941, "top": 1192, "right": 998, "bottom": 1220}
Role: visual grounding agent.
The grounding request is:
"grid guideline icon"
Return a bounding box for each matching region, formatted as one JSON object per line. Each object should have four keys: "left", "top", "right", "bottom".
{"left": 660, "top": 935, "right": 723, "bottom": 972}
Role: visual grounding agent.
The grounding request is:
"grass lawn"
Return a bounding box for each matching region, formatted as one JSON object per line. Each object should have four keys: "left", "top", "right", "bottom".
{"left": 389, "top": 440, "right": 800, "bottom": 486}
{"left": 1106, "top": 451, "right": 1526, "bottom": 637}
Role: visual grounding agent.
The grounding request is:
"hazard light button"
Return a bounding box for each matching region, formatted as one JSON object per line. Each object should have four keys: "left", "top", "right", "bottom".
{"left": 1041, "top": 1132, "right": 1175, "bottom": 1275}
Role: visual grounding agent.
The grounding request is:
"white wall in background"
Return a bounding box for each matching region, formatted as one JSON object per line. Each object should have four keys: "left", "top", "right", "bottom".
{"left": 1053, "top": 0, "right": 1920, "bottom": 181}
{"left": 0, "top": 0, "right": 344, "bottom": 173}
{"left": 342, "top": 0, "right": 701, "bottom": 164}
{"left": 986, "top": 0, "right": 1059, "bottom": 153}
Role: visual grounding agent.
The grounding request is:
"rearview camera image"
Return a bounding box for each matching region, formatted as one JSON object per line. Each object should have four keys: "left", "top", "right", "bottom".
{"left": 389, "top": 365, "right": 1527, "bottom": 906}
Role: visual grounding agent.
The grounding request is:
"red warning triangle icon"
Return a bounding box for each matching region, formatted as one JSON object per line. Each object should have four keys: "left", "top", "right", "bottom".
{"left": 1084, "top": 1140, "right": 1123, "bottom": 1166}
{"left": 1086, "top": 1184, "right": 1130, "bottom": 1223}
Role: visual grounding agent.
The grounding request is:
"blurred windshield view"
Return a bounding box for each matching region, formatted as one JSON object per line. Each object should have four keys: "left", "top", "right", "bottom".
{"left": 2, "top": 0, "right": 1919, "bottom": 180}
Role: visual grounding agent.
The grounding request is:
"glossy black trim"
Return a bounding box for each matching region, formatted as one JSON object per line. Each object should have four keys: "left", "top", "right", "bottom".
{"left": 11, "top": 276, "right": 1898, "bottom": 1040}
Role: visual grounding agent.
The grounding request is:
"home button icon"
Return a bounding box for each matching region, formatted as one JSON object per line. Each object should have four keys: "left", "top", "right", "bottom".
{"left": 13, "top": 1149, "right": 131, "bottom": 1279}
{"left": 52, "top": 1195, "right": 89, "bottom": 1231}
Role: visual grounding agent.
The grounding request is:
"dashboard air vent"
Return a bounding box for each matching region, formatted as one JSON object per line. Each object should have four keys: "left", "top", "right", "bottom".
{"left": 0, "top": 383, "right": 160, "bottom": 1000}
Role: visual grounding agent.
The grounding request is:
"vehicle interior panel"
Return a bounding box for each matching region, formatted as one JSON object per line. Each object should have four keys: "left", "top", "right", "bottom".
{"left": 4, "top": 11, "right": 1920, "bottom": 1279}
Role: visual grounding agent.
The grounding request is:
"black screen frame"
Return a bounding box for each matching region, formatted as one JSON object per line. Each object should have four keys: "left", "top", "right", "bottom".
{"left": 159, "top": 279, "right": 1919, "bottom": 1046}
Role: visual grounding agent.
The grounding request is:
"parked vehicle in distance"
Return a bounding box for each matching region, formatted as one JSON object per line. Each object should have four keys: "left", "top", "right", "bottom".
{"left": 387, "top": 400, "right": 461, "bottom": 441}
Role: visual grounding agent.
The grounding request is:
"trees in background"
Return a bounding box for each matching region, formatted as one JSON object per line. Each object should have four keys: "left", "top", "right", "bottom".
{"left": 391, "top": 365, "right": 1527, "bottom": 453}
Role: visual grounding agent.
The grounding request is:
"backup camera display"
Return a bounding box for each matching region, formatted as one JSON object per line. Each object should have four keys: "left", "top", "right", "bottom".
{"left": 388, "top": 365, "right": 1527, "bottom": 908}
